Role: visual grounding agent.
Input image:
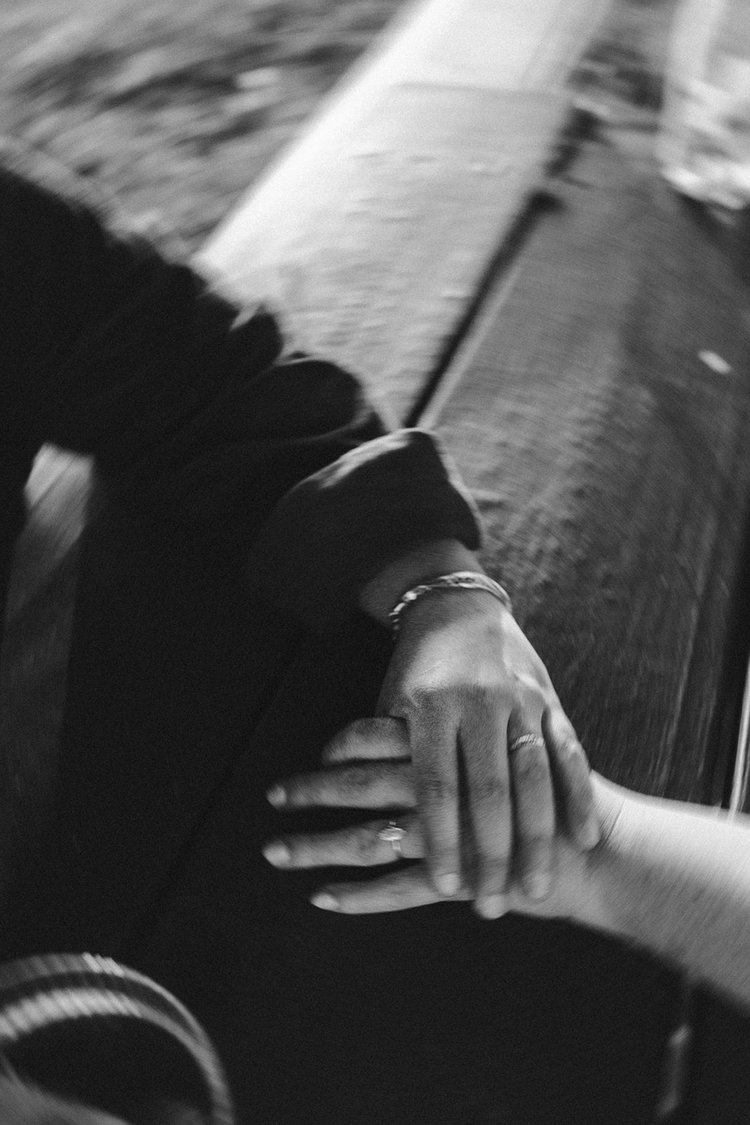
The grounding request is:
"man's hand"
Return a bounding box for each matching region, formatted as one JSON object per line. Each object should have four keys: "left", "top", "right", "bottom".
{"left": 371, "top": 589, "right": 598, "bottom": 916}
{"left": 331, "top": 537, "right": 599, "bottom": 917}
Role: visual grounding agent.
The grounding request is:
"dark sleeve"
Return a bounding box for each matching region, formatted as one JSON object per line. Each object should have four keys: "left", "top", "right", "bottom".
{"left": 1, "top": 147, "right": 480, "bottom": 633}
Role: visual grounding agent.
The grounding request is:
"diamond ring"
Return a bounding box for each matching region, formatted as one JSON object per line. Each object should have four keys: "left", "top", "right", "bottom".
{"left": 377, "top": 820, "right": 407, "bottom": 859}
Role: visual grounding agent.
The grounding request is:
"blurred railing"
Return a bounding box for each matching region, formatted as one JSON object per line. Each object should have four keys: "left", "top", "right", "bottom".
{"left": 199, "top": 0, "right": 610, "bottom": 425}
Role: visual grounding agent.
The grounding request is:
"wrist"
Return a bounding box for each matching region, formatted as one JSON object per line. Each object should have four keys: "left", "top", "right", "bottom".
{"left": 574, "top": 840, "right": 622, "bottom": 937}
{"left": 528, "top": 775, "right": 630, "bottom": 938}
{"left": 388, "top": 572, "right": 512, "bottom": 637}
{"left": 580, "top": 779, "right": 637, "bottom": 940}
{"left": 358, "top": 538, "right": 485, "bottom": 626}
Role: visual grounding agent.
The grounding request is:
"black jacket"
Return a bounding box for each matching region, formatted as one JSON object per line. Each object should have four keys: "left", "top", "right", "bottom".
{"left": 0, "top": 144, "right": 480, "bottom": 637}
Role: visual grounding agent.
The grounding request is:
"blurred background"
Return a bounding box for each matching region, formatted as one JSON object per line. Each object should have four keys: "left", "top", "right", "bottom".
{"left": 0, "top": 0, "right": 674, "bottom": 256}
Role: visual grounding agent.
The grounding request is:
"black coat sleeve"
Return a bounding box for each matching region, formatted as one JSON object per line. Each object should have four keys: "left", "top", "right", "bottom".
{"left": 1, "top": 147, "right": 480, "bottom": 632}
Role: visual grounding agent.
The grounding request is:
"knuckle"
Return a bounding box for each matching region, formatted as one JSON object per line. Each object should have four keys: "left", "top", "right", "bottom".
{"left": 556, "top": 733, "right": 586, "bottom": 765}
{"left": 550, "top": 720, "right": 580, "bottom": 756}
{"left": 462, "top": 680, "right": 495, "bottom": 707}
{"left": 545, "top": 703, "right": 577, "bottom": 740}
{"left": 517, "top": 691, "right": 547, "bottom": 720}
{"left": 513, "top": 671, "right": 548, "bottom": 705}
{"left": 409, "top": 685, "right": 447, "bottom": 717}
{"left": 555, "top": 741, "right": 592, "bottom": 798}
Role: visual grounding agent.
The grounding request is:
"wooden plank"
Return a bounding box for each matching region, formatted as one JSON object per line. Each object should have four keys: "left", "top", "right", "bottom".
{"left": 422, "top": 117, "right": 750, "bottom": 1125}
{"left": 199, "top": 0, "right": 609, "bottom": 425}
{"left": 426, "top": 127, "right": 750, "bottom": 804}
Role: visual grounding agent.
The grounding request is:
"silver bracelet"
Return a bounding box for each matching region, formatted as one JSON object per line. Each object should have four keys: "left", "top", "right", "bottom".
{"left": 388, "top": 571, "right": 513, "bottom": 637}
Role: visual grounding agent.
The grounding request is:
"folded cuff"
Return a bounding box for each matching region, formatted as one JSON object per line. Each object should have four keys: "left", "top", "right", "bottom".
{"left": 244, "top": 429, "right": 482, "bottom": 634}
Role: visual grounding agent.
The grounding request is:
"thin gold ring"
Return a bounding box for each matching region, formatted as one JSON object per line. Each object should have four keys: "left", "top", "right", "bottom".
{"left": 508, "top": 733, "right": 546, "bottom": 755}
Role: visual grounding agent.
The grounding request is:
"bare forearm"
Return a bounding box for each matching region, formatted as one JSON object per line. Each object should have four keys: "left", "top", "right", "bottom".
{"left": 590, "top": 782, "right": 750, "bottom": 1009}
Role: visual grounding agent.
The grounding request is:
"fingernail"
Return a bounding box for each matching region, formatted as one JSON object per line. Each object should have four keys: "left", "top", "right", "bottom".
{"left": 266, "top": 785, "right": 287, "bottom": 807}
{"left": 262, "top": 841, "right": 291, "bottom": 867}
{"left": 436, "top": 873, "right": 460, "bottom": 897}
{"left": 311, "top": 892, "right": 339, "bottom": 912}
{"left": 524, "top": 872, "right": 552, "bottom": 901}
{"left": 478, "top": 895, "right": 507, "bottom": 920}
{"left": 579, "top": 815, "right": 600, "bottom": 849}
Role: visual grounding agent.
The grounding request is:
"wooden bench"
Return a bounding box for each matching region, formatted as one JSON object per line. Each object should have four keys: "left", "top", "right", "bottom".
{"left": 2, "top": 0, "right": 750, "bottom": 1121}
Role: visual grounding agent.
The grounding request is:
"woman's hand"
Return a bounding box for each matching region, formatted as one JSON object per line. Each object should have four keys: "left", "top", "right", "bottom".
{"left": 264, "top": 747, "right": 620, "bottom": 928}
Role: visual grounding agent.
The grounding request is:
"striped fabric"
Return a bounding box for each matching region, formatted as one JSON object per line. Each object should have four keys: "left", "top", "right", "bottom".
{"left": 0, "top": 953, "right": 234, "bottom": 1125}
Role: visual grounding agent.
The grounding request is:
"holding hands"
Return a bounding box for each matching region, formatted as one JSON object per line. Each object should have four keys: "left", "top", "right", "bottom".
{"left": 265, "top": 561, "right": 600, "bottom": 920}
{"left": 264, "top": 748, "right": 618, "bottom": 924}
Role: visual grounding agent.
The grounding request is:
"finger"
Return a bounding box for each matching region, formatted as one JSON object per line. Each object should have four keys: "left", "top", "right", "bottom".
{"left": 460, "top": 698, "right": 513, "bottom": 919}
{"left": 321, "top": 717, "right": 411, "bottom": 765}
{"left": 263, "top": 814, "right": 423, "bottom": 869}
{"left": 410, "top": 706, "right": 462, "bottom": 899}
{"left": 310, "top": 865, "right": 474, "bottom": 915}
{"left": 507, "top": 719, "right": 555, "bottom": 900}
{"left": 266, "top": 760, "right": 416, "bottom": 810}
{"left": 542, "top": 707, "right": 599, "bottom": 848}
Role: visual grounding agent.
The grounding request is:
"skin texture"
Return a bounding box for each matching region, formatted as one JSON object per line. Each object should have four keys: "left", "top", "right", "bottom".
{"left": 264, "top": 731, "right": 605, "bottom": 918}
{"left": 269, "top": 537, "right": 599, "bottom": 917}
